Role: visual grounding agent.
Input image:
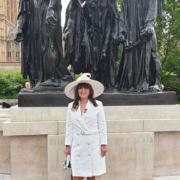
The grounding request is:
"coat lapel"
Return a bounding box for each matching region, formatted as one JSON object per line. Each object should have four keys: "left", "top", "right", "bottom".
{"left": 77, "top": 100, "right": 91, "bottom": 131}
{"left": 83, "top": 100, "right": 90, "bottom": 119}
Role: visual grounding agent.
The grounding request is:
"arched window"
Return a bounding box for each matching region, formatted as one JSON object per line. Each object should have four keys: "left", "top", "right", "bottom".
{"left": 16, "top": 43, "right": 20, "bottom": 58}
{"left": 7, "top": 42, "right": 11, "bottom": 58}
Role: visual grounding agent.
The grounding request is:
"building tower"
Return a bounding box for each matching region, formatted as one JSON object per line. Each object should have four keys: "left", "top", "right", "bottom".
{"left": 0, "top": 0, "right": 21, "bottom": 67}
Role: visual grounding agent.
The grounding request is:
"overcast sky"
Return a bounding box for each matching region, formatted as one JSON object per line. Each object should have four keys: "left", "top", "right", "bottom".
{"left": 61, "top": 0, "right": 70, "bottom": 26}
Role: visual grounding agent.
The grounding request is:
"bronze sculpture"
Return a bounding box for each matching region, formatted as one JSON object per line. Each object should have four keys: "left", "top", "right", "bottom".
{"left": 15, "top": 0, "right": 72, "bottom": 89}
{"left": 116, "top": 0, "right": 163, "bottom": 92}
{"left": 15, "top": 0, "right": 176, "bottom": 107}
{"left": 63, "top": 0, "right": 119, "bottom": 88}
{"left": 15, "top": 0, "right": 164, "bottom": 93}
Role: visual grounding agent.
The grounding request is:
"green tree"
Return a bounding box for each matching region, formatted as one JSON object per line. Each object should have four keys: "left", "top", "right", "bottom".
{"left": 155, "top": 0, "right": 180, "bottom": 99}
{"left": 117, "top": 0, "right": 122, "bottom": 6}
{"left": 0, "top": 71, "right": 28, "bottom": 99}
{"left": 156, "top": 0, "right": 180, "bottom": 78}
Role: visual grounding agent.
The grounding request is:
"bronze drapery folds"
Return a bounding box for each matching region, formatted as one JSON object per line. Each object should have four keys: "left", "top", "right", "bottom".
{"left": 15, "top": 0, "right": 70, "bottom": 88}
{"left": 15, "top": 0, "right": 164, "bottom": 92}
{"left": 116, "top": 0, "right": 163, "bottom": 92}
{"left": 63, "top": 0, "right": 119, "bottom": 88}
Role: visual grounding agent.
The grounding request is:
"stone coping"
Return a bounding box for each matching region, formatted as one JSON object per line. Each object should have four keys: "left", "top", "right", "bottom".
{"left": 2, "top": 118, "right": 180, "bottom": 136}
{"left": 9, "top": 105, "right": 180, "bottom": 122}
{"left": 0, "top": 99, "right": 18, "bottom": 106}
{"left": 0, "top": 109, "right": 10, "bottom": 118}
{"left": 154, "top": 176, "right": 180, "bottom": 180}
{"left": 0, "top": 174, "right": 11, "bottom": 180}
{"left": 3, "top": 121, "right": 58, "bottom": 136}
{"left": 0, "top": 118, "right": 9, "bottom": 131}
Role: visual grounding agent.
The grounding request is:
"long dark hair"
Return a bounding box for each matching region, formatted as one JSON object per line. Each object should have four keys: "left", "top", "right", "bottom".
{"left": 72, "top": 83, "right": 98, "bottom": 110}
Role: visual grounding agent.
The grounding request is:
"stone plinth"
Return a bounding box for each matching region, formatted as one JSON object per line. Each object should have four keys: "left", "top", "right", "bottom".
{"left": 18, "top": 91, "right": 176, "bottom": 107}
{"left": 154, "top": 176, "right": 180, "bottom": 180}
{"left": 48, "top": 135, "right": 72, "bottom": 180}
{"left": 9, "top": 105, "right": 180, "bottom": 122}
{"left": 11, "top": 136, "right": 47, "bottom": 180}
{"left": 0, "top": 132, "right": 11, "bottom": 174}
{"left": 0, "top": 174, "right": 11, "bottom": 180}
{"left": 0, "top": 109, "right": 11, "bottom": 176}
{"left": 18, "top": 92, "right": 71, "bottom": 107}
{"left": 0, "top": 109, "right": 10, "bottom": 119}
{"left": 0, "top": 108, "right": 10, "bottom": 131}
{"left": 98, "top": 133, "right": 154, "bottom": 180}
{"left": 10, "top": 106, "right": 66, "bottom": 122}
{"left": 154, "top": 132, "right": 180, "bottom": 177}
{"left": 3, "top": 121, "right": 57, "bottom": 136}
{"left": 1, "top": 105, "right": 180, "bottom": 180}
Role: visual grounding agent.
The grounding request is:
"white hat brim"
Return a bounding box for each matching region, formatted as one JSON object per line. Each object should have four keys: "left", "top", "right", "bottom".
{"left": 64, "top": 79, "right": 104, "bottom": 99}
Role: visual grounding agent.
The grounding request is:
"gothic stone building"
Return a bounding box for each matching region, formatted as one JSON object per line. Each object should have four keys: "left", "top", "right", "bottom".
{"left": 0, "top": 0, "right": 21, "bottom": 67}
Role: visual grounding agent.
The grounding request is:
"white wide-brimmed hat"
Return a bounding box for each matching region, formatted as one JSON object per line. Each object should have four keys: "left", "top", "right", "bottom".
{"left": 64, "top": 73, "right": 104, "bottom": 99}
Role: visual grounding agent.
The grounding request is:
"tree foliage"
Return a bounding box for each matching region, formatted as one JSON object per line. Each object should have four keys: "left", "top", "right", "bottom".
{"left": 155, "top": 0, "right": 180, "bottom": 99}
{"left": 156, "top": 0, "right": 180, "bottom": 78}
{"left": 0, "top": 71, "right": 28, "bottom": 98}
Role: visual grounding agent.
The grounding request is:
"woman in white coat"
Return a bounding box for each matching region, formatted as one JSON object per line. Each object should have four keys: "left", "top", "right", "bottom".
{"left": 64, "top": 73, "right": 107, "bottom": 180}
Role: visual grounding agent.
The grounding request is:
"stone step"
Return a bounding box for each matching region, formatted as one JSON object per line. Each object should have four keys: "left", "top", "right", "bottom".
{"left": 9, "top": 105, "right": 180, "bottom": 122}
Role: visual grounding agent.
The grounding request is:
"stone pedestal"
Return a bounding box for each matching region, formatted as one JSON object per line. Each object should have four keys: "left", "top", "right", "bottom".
{"left": 1, "top": 105, "right": 180, "bottom": 180}
{"left": 18, "top": 91, "right": 177, "bottom": 107}
{"left": 11, "top": 136, "right": 47, "bottom": 180}
{"left": 0, "top": 108, "right": 11, "bottom": 179}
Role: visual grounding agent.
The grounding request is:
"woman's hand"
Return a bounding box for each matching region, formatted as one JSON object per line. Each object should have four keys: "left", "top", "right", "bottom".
{"left": 65, "top": 146, "right": 71, "bottom": 156}
{"left": 101, "top": 145, "right": 107, "bottom": 157}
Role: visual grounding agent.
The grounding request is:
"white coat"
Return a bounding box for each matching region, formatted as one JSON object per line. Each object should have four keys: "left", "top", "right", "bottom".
{"left": 65, "top": 100, "right": 107, "bottom": 177}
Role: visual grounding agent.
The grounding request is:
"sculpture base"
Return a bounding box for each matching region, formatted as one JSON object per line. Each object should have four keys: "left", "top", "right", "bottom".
{"left": 18, "top": 91, "right": 177, "bottom": 107}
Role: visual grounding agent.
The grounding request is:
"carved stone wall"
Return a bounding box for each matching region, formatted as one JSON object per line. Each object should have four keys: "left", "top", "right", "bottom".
{"left": 1, "top": 105, "right": 180, "bottom": 180}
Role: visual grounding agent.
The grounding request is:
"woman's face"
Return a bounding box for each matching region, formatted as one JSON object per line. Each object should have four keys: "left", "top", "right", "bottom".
{"left": 78, "top": 86, "right": 90, "bottom": 100}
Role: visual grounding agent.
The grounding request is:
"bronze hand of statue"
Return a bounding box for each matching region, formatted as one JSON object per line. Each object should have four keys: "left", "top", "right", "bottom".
{"left": 46, "top": 8, "right": 58, "bottom": 26}
{"left": 112, "top": 32, "right": 126, "bottom": 45}
{"left": 14, "top": 28, "right": 24, "bottom": 43}
{"left": 88, "top": 27, "right": 95, "bottom": 38}
{"left": 140, "top": 27, "right": 153, "bottom": 42}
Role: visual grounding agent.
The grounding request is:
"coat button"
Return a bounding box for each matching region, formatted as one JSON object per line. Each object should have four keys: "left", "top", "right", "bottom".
{"left": 89, "top": 153, "right": 91, "bottom": 156}
{"left": 78, "top": 155, "right": 80, "bottom": 157}
{"left": 88, "top": 143, "right": 90, "bottom": 145}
